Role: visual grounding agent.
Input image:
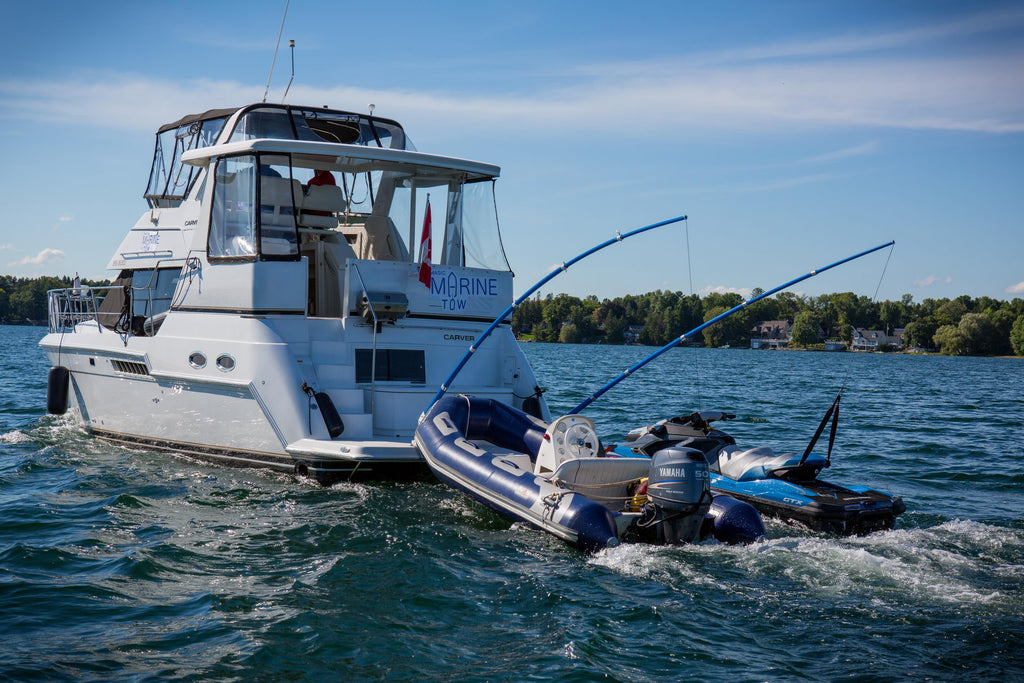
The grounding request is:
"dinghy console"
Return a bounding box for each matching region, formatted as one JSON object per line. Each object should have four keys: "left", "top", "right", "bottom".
{"left": 534, "top": 414, "right": 600, "bottom": 474}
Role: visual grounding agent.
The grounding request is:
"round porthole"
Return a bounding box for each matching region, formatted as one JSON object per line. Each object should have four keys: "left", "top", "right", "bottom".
{"left": 216, "top": 354, "right": 236, "bottom": 372}
{"left": 188, "top": 352, "right": 207, "bottom": 369}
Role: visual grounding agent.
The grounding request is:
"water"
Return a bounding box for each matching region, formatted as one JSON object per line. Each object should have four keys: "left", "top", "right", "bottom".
{"left": 3, "top": 326, "right": 1022, "bottom": 681}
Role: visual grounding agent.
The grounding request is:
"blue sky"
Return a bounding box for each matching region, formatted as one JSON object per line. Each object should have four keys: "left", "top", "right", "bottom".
{"left": 1, "top": 1, "right": 1022, "bottom": 303}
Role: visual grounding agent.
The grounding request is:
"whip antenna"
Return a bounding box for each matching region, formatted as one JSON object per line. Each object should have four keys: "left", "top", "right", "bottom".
{"left": 262, "top": 0, "right": 291, "bottom": 102}
{"left": 281, "top": 40, "right": 296, "bottom": 103}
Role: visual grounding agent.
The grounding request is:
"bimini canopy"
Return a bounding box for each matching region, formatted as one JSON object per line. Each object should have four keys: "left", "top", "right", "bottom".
{"left": 181, "top": 138, "right": 499, "bottom": 183}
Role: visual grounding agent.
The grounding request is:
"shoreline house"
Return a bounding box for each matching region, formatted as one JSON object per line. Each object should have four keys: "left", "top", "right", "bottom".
{"left": 851, "top": 327, "right": 905, "bottom": 352}
{"left": 623, "top": 325, "right": 644, "bottom": 345}
{"left": 750, "top": 320, "right": 792, "bottom": 349}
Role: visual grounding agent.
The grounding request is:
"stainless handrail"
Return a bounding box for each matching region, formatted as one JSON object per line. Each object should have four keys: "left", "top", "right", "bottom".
{"left": 348, "top": 260, "right": 379, "bottom": 415}
{"left": 46, "top": 257, "right": 190, "bottom": 335}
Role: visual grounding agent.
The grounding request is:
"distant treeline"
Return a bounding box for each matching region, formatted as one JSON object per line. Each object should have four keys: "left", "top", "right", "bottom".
{"left": 0, "top": 275, "right": 111, "bottom": 325}
{"left": 512, "top": 289, "right": 1024, "bottom": 357}
{"left": 4, "top": 275, "right": 1023, "bottom": 356}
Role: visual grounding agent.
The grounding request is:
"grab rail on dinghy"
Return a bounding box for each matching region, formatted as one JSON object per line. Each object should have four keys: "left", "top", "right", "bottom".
{"left": 424, "top": 214, "right": 689, "bottom": 414}
{"left": 569, "top": 240, "right": 896, "bottom": 414}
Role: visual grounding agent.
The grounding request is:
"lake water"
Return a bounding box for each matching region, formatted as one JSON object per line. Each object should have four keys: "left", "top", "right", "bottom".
{"left": 2, "top": 325, "right": 1022, "bottom": 681}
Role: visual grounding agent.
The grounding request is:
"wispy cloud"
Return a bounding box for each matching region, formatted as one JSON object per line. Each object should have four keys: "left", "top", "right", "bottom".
{"left": 0, "top": 244, "right": 12, "bottom": 251}
{"left": 2, "top": 53, "right": 1022, "bottom": 139}
{"left": 10, "top": 248, "right": 65, "bottom": 266}
{"left": 915, "top": 275, "right": 954, "bottom": 287}
{"left": 681, "top": 172, "right": 859, "bottom": 197}
{"left": 699, "top": 285, "right": 753, "bottom": 299}
{"left": 795, "top": 142, "right": 880, "bottom": 165}
{"left": 679, "top": 6, "right": 1024, "bottom": 66}
{"left": 1005, "top": 282, "right": 1024, "bottom": 295}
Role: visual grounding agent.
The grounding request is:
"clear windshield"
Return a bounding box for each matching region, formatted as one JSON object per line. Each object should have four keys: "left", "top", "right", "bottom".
{"left": 146, "top": 116, "right": 227, "bottom": 204}
{"left": 389, "top": 178, "right": 509, "bottom": 272}
{"left": 228, "top": 105, "right": 413, "bottom": 151}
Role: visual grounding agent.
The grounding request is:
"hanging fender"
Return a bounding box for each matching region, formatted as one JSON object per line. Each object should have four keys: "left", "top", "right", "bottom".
{"left": 47, "top": 366, "right": 70, "bottom": 415}
{"left": 315, "top": 392, "right": 344, "bottom": 439}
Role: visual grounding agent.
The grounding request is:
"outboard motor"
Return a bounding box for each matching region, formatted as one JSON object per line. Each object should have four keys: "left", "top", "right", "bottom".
{"left": 643, "top": 446, "right": 712, "bottom": 544}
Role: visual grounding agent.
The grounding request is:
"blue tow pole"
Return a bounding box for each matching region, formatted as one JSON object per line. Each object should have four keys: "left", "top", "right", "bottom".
{"left": 569, "top": 240, "right": 895, "bottom": 414}
{"left": 425, "top": 214, "right": 689, "bottom": 412}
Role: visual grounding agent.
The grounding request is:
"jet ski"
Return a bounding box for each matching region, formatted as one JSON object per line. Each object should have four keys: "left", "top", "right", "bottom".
{"left": 613, "top": 408, "right": 905, "bottom": 535}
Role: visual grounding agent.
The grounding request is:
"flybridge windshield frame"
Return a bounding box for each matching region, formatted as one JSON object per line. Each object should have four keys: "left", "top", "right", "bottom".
{"left": 226, "top": 104, "right": 411, "bottom": 152}
{"left": 145, "top": 112, "right": 232, "bottom": 205}
{"left": 143, "top": 104, "right": 411, "bottom": 207}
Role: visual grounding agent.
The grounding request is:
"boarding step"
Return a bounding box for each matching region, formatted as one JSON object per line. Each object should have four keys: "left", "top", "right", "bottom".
{"left": 316, "top": 363, "right": 355, "bottom": 386}
{"left": 285, "top": 437, "right": 421, "bottom": 463}
{"left": 324, "top": 388, "right": 366, "bottom": 413}
{"left": 335, "top": 412, "right": 374, "bottom": 439}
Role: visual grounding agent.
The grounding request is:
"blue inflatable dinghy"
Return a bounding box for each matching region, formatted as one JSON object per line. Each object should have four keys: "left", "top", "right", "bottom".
{"left": 414, "top": 395, "right": 765, "bottom": 552}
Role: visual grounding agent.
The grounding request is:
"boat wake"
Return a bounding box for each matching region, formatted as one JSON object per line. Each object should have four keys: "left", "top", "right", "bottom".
{"left": 589, "top": 518, "right": 1022, "bottom": 613}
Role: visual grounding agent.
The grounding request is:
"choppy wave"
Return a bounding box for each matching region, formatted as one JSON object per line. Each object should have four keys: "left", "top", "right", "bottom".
{"left": 3, "top": 328, "right": 1023, "bottom": 681}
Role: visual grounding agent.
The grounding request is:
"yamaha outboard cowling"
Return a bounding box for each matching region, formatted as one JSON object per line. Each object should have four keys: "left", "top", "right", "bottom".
{"left": 645, "top": 446, "right": 712, "bottom": 544}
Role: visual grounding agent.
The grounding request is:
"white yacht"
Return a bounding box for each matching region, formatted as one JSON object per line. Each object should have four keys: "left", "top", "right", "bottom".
{"left": 41, "top": 103, "right": 549, "bottom": 482}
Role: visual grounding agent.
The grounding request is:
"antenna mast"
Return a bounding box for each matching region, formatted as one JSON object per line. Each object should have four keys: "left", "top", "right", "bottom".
{"left": 262, "top": 0, "right": 291, "bottom": 103}
{"left": 281, "top": 40, "right": 296, "bottom": 103}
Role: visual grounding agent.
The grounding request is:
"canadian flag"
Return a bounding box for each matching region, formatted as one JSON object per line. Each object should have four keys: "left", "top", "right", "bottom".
{"left": 418, "top": 200, "right": 432, "bottom": 288}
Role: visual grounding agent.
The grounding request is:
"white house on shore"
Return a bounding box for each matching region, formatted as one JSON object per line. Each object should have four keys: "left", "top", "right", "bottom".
{"left": 750, "top": 320, "right": 792, "bottom": 349}
{"left": 851, "top": 327, "right": 905, "bottom": 352}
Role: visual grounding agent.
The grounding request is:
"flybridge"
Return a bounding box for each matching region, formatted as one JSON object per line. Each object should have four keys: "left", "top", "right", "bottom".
{"left": 145, "top": 104, "right": 414, "bottom": 207}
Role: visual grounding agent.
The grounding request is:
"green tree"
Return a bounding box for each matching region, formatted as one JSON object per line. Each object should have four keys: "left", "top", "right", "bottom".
{"left": 935, "top": 298, "right": 968, "bottom": 326}
{"left": 603, "top": 311, "right": 627, "bottom": 345}
{"left": 701, "top": 305, "right": 748, "bottom": 347}
{"left": 512, "top": 297, "right": 543, "bottom": 337}
{"left": 903, "top": 317, "right": 939, "bottom": 350}
{"left": 558, "top": 323, "right": 581, "bottom": 344}
{"left": 957, "top": 313, "right": 995, "bottom": 355}
{"left": 878, "top": 299, "right": 906, "bottom": 332}
{"left": 1011, "top": 315, "right": 1024, "bottom": 356}
{"left": 933, "top": 324, "right": 966, "bottom": 355}
{"left": 790, "top": 310, "right": 821, "bottom": 346}
{"left": 987, "top": 309, "right": 1015, "bottom": 356}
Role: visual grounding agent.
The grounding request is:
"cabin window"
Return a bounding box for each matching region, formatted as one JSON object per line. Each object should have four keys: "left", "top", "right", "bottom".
{"left": 355, "top": 349, "right": 425, "bottom": 383}
{"left": 257, "top": 154, "right": 300, "bottom": 260}
{"left": 209, "top": 155, "right": 257, "bottom": 259}
{"left": 208, "top": 154, "right": 299, "bottom": 261}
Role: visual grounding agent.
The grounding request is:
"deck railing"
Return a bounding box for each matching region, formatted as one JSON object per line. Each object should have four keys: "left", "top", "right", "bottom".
{"left": 46, "top": 286, "right": 117, "bottom": 333}
{"left": 47, "top": 283, "right": 173, "bottom": 336}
